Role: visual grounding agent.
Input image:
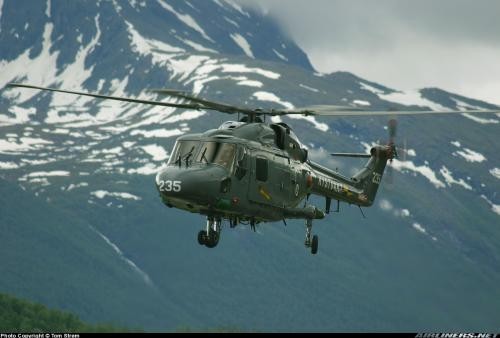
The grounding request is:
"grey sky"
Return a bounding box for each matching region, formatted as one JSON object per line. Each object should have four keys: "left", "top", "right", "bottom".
{"left": 239, "top": 0, "right": 500, "bottom": 105}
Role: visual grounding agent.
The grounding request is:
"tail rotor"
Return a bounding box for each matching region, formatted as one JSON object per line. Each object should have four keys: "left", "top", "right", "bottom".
{"left": 386, "top": 119, "right": 398, "bottom": 185}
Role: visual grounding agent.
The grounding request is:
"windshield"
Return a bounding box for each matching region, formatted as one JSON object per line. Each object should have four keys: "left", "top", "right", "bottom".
{"left": 168, "top": 141, "right": 236, "bottom": 170}
{"left": 167, "top": 140, "right": 200, "bottom": 166}
{"left": 197, "top": 142, "right": 236, "bottom": 170}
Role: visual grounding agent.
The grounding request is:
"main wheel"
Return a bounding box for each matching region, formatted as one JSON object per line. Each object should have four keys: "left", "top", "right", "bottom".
{"left": 311, "top": 235, "right": 318, "bottom": 255}
{"left": 205, "top": 230, "right": 220, "bottom": 248}
{"left": 197, "top": 230, "right": 207, "bottom": 245}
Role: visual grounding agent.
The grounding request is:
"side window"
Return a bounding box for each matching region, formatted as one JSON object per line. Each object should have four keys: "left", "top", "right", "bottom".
{"left": 256, "top": 158, "right": 268, "bottom": 182}
{"left": 235, "top": 147, "right": 247, "bottom": 180}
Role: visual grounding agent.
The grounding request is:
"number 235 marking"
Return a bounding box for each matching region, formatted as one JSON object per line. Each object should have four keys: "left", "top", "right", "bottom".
{"left": 158, "top": 180, "right": 182, "bottom": 192}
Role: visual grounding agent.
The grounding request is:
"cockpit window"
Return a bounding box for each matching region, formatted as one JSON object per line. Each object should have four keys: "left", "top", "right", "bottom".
{"left": 197, "top": 142, "right": 236, "bottom": 170}
{"left": 168, "top": 140, "right": 200, "bottom": 166}
{"left": 168, "top": 140, "right": 236, "bottom": 170}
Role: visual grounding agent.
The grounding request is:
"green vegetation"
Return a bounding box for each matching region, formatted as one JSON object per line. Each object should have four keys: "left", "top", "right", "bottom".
{"left": 0, "top": 292, "right": 129, "bottom": 332}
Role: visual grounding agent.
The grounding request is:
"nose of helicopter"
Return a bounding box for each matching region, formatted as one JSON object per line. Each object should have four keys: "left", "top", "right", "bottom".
{"left": 155, "top": 165, "right": 228, "bottom": 204}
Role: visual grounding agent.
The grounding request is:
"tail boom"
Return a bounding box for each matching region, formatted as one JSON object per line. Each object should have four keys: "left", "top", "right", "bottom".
{"left": 307, "top": 145, "right": 391, "bottom": 207}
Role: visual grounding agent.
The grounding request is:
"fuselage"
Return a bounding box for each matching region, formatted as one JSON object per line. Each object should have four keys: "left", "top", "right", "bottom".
{"left": 155, "top": 122, "right": 382, "bottom": 223}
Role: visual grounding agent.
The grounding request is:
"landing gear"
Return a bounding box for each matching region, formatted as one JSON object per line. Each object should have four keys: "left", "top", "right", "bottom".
{"left": 304, "top": 219, "right": 319, "bottom": 255}
{"left": 197, "top": 217, "right": 221, "bottom": 248}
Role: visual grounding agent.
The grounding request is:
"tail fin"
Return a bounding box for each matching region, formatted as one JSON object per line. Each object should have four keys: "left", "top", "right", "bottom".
{"left": 352, "top": 145, "right": 393, "bottom": 206}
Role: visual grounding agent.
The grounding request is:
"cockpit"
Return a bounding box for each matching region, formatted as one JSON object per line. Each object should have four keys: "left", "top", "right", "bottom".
{"left": 167, "top": 140, "right": 236, "bottom": 171}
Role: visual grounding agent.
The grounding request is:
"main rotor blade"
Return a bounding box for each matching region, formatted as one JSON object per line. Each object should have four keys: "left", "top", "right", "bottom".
{"left": 7, "top": 83, "right": 206, "bottom": 110}
{"left": 388, "top": 119, "right": 397, "bottom": 139}
{"left": 10, "top": 83, "right": 499, "bottom": 118}
{"left": 153, "top": 89, "right": 257, "bottom": 115}
{"left": 278, "top": 104, "right": 500, "bottom": 116}
{"left": 331, "top": 152, "right": 371, "bottom": 158}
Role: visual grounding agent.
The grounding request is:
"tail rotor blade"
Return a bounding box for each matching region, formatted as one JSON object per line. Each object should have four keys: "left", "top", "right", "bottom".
{"left": 386, "top": 164, "right": 394, "bottom": 186}
{"left": 386, "top": 118, "right": 398, "bottom": 187}
{"left": 388, "top": 118, "right": 397, "bottom": 144}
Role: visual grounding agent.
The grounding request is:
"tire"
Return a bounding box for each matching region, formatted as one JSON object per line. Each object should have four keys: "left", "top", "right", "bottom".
{"left": 311, "top": 235, "right": 318, "bottom": 255}
{"left": 205, "top": 230, "right": 219, "bottom": 248}
{"left": 197, "top": 230, "right": 206, "bottom": 245}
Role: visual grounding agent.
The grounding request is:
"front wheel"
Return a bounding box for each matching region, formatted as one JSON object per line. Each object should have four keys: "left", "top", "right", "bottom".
{"left": 197, "top": 230, "right": 207, "bottom": 245}
{"left": 311, "top": 235, "right": 318, "bottom": 255}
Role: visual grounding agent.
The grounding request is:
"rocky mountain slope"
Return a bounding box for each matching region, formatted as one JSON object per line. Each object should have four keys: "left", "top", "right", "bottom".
{"left": 0, "top": 0, "right": 499, "bottom": 332}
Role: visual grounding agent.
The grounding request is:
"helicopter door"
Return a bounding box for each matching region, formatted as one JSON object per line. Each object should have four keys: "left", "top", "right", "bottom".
{"left": 248, "top": 155, "right": 291, "bottom": 207}
{"left": 248, "top": 156, "right": 272, "bottom": 205}
{"left": 272, "top": 156, "right": 293, "bottom": 207}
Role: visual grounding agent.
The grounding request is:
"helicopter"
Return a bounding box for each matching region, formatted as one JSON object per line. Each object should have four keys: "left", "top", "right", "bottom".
{"left": 7, "top": 83, "right": 500, "bottom": 254}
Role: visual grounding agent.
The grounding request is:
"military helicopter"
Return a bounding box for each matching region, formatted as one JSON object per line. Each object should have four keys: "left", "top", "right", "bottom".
{"left": 8, "top": 83, "right": 500, "bottom": 254}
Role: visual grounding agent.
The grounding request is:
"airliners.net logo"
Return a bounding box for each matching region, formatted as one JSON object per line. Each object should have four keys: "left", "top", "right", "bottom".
{"left": 416, "top": 334, "right": 497, "bottom": 338}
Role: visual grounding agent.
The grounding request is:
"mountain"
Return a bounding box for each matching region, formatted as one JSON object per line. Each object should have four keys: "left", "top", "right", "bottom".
{"left": 1, "top": 0, "right": 499, "bottom": 332}
{"left": 0, "top": 292, "right": 130, "bottom": 332}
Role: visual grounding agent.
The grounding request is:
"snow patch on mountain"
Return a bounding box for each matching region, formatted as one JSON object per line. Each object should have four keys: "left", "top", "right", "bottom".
{"left": 163, "top": 110, "right": 205, "bottom": 124}
{"left": 380, "top": 90, "right": 448, "bottom": 111}
{"left": 157, "top": 0, "right": 214, "bottom": 42}
{"left": 91, "top": 226, "right": 154, "bottom": 287}
{"left": 223, "top": 16, "right": 239, "bottom": 28}
{"left": 45, "top": 108, "right": 93, "bottom": 127}
{"left": 490, "top": 168, "right": 500, "bottom": 180}
{"left": 450, "top": 141, "right": 486, "bottom": 163}
{"left": 100, "top": 147, "right": 123, "bottom": 155}
{"left": 141, "top": 144, "right": 169, "bottom": 161}
{"left": 224, "top": 0, "right": 250, "bottom": 17}
{"left": 439, "top": 166, "right": 472, "bottom": 190}
{"left": 91, "top": 190, "right": 141, "bottom": 200}
{"left": 273, "top": 49, "right": 288, "bottom": 62}
{"left": 230, "top": 33, "right": 254, "bottom": 58}
{"left": 460, "top": 113, "right": 499, "bottom": 124}
{"left": 168, "top": 55, "right": 209, "bottom": 81}
{"left": 23, "top": 171, "right": 70, "bottom": 179}
{"left": 20, "top": 158, "right": 58, "bottom": 166}
{"left": 353, "top": 100, "right": 370, "bottom": 106}
{"left": 182, "top": 39, "right": 217, "bottom": 54}
{"left": 406, "top": 149, "right": 416, "bottom": 157}
{"left": 163, "top": 54, "right": 280, "bottom": 95}
{"left": 378, "top": 198, "right": 411, "bottom": 218}
{"left": 220, "top": 64, "right": 280, "bottom": 79}
{"left": 253, "top": 91, "right": 293, "bottom": 109}
{"left": 0, "top": 161, "right": 19, "bottom": 169}
{"left": 412, "top": 222, "right": 437, "bottom": 240}
{"left": 299, "top": 84, "right": 319, "bottom": 93}
{"left": 392, "top": 160, "right": 445, "bottom": 189}
{"left": 127, "top": 163, "right": 164, "bottom": 175}
{"left": 413, "top": 222, "right": 427, "bottom": 234}
{"left": 66, "top": 182, "right": 89, "bottom": 191}
{"left": 51, "top": 15, "right": 101, "bottom": 106}
{"left": 359, "top": 81, "right": 385, "bottom": 95}
{"left": 45, "top": 0, "right": 50, "bottom": 17}
{"left": 480, "top": 195, "right": 500, "bottom": 216}
{"left": 0, "top": 106, "right": 37, "bottom": 126}
{"left": 127, "top": 21, "right": 183, "bottom": 63}
{"left": 252, "top": 91, "right": 328, "bottom": 132}
{"left": 0, "top": 137, "right": 53, "bottom": 153}
{"left": 0, "top": 23, "right": 59, "bottom": 104}
{"left": 452, "top": 98, "right": 499, "bottom": 124}
{"left": 454, "top": 148, "right": 486, "bottom": 163}
{"left": 130, "top": 128, "right": 184, "bottom": 138}
{"left": 237, "top": 79, "right": 262, "bottom": 88}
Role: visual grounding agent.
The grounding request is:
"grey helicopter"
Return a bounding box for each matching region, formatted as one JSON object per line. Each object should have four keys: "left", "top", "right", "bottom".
{"left": 8, "top": 83, "right": 500, "bottom": 254}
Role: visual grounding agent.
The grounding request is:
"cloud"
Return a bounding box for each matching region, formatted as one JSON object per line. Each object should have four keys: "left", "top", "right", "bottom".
{"left": 239, "top": 0, "right": 500, "bottom": 105}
